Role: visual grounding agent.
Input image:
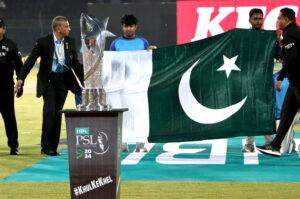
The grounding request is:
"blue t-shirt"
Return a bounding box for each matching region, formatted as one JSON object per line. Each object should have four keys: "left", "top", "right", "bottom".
{"left": 109, "top": 36, "right": 149, "bottom": 51}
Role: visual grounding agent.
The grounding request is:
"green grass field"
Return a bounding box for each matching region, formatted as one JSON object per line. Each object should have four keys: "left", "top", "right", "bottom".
{"left": 1, "top": 69, "right": 300, "bottom": 199}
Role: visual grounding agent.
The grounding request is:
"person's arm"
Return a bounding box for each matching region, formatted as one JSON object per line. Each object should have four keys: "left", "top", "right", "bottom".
{"left": 15, "top": 38, "right": 41, "bottom": 93}
{"left": 70, "top": 38, "right": 84, "bottom": 85}
{"left": 275, "top": 30, "right": 282, "bottom": 61}
{"left": 11, "top": 42, "right": 23, "bottom": 80}
{"left": 11, "top": 42, "right": 24, "bottom": 97}
{"left": 147, "top": 45, "right": 157, "bottom": 50}
{"left": 277, "top": 35, "right": 298, "bottom": 82}
{"left": 109, "top": 39, "right": 116, "bottom": 51}
{"left": 142, "top": 38, "right": 157, "bottom": 50}
{"left": 275, "top": 80, "right": 283, "bottom": 92}
{"left": 276, "top": 29, "right": 282, "bottom": 46}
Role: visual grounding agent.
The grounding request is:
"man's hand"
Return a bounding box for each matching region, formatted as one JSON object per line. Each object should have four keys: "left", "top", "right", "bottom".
{"left": 16, "top": 86, "right": 23, "bottom": 98}
{"left": 275, "top": 80, "right": 282, "bottom": 92}
{"left": 14, "top": 79, "right": 24, "bottom": 97}
{"left": 276, "top": 29, "right": 282, "bottom": 46}
{"left": 276, "top": 29, "right": 282, "bottom": 40}
{"left": 147, "top": 45, "right": 157, "bottom": 51}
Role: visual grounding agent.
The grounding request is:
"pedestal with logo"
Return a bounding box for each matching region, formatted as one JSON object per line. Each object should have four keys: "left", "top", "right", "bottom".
{"left": 62, "top": 109, "right": 127, "bottom": 199}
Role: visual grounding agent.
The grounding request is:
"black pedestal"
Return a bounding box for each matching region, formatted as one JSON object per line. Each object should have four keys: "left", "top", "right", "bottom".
{"left": 62, "top": 109, "right": 127, "bottom": 199}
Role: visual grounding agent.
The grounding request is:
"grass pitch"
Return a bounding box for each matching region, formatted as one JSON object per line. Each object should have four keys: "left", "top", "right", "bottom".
{"left": 0, "top": 69, "right": 300, "bottom": 199}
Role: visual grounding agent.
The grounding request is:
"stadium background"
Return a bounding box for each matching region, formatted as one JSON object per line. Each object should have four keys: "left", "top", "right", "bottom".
{"left": 0, "top": 0, "right": 177, "bottom": 55}
{"left": 1, "top": 0, "right": 300, "bottom": 54}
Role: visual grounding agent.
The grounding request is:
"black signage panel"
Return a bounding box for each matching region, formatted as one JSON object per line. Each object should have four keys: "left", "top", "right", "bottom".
{"left": 62, "top": 109, "right": 127, "bottom": 199}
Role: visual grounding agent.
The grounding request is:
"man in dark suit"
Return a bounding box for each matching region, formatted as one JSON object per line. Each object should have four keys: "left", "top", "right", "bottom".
{"left": 15, "top": 16, "right": 84, "bottom": 156}
{"left": 256, "top": 8, "right": 300, "bottom": 157}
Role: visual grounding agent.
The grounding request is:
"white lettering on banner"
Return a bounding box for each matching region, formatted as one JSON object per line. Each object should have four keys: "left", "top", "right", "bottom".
{"left": 156, "top": 139, "right": 227, "bottom": 164}
{"left": 120, "top": 139, "right": 300, "bottom": 165}
{"left": 191, "top": 6, "right": 299, "bottom": 41}
{"left": 191, "top": 7, "right": 235, "bottom": 41}
{"left": 121, "top": 143, "right": 155, "bottom": 165}
{"left": 73, "top": 176, "right": 113, "bottom": 197}
{"left": 76, "top": 135, "right": 98, "bottom": 145}
{"left": 235, "top": 7, "right": 267, "bottom": 28}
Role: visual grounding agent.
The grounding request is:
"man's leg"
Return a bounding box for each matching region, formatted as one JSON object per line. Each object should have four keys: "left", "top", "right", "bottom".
{"left": 257, "top": 86, "right": 300, "bottom": 156}
{"left": 1, "top": 89, "right": 19, "bottom": 154}
{"left": 264, "top": 134, "right": 273, "bottom": 145}
{"left": 122, "top": 143, "right": 129, "bottom": 153}
{"left": 272, "top": 86, "right": 300, "bottom": 149}
{"left": 42, "top": 84, "right": 57, "bottom": 153}
{"left": 293, "top": 112, "right": 300, "bottom": 155}
{"left": 242, "top": 136, "right": 255, "bottom": 152}
{"left": 52, "top": 87, "right": 68, "bottom": 152}
{"left": 135, "top": 142, "right": 148, "bottom": 153}
{"left": 279, "top": 119, "right": 295, "bottom": 153}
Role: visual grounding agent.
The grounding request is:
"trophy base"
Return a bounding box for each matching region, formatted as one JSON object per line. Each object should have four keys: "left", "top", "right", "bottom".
{"left": 77, "top": 88, "right": 112, "bottom": 111}
{"left": 77, "top": 104, "right": 112, "bottom": 111}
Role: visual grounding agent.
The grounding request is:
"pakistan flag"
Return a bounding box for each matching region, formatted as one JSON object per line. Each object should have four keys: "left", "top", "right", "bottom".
{"left": 103, "top": 29, "right": 276, "bottom": 143}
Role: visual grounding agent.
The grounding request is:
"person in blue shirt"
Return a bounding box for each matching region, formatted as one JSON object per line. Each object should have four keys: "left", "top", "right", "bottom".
{"left": 110, "top": 14, "right": 156, "bottom": 51}
{"left": 110, "top": 14, "right": 156, "bottom": 153}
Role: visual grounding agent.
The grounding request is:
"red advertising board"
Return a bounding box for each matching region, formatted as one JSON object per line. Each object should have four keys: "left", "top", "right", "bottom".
{"left": 177, "top": 0, "right": 300, "bottom": 44}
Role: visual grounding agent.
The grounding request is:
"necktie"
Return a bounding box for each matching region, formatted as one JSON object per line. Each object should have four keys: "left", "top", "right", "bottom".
{"left": 55, "top": 40, "right": 65, "bottom": 73}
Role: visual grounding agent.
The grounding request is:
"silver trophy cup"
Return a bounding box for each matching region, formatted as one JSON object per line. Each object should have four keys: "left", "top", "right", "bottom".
{"left": 78, "top": 13, "right": 115, "bottom": 111}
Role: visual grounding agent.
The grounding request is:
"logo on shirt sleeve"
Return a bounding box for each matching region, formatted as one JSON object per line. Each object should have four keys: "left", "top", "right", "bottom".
{"left": 285, "top": 42, "right": 295, "bottom": 50}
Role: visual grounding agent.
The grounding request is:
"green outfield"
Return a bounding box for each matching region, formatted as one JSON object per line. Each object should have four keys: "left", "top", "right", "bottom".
{"left": 1, "top": 69, "right": 300, "bottom": 199}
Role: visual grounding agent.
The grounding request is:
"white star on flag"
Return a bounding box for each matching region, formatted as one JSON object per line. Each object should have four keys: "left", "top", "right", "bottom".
{"left": 217, "top": 55, "right": 240, "bottom": 78}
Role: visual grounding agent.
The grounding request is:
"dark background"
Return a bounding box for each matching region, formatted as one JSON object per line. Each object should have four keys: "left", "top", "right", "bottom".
{"left": 0, "top": 0, "right": 177, "bottom": 54}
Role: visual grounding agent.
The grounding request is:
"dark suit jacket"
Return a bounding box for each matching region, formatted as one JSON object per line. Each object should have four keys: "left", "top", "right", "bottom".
{"left": 19, "top": 34, "right": 84, "bottom": 97}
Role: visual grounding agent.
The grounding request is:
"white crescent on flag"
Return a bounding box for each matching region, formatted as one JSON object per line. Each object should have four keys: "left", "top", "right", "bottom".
{"left": 178, "top": 58, "right": 247, "bottom": 124}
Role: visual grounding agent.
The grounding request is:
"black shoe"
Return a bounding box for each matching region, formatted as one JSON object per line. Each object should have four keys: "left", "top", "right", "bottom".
{"left": 41, "top": 149, "right": 59, "bottom": 156}
{"left": 10, "top": 148, "right": 19, "bottom": 155}
{"left": 256, "top": 144, "right": 280, "bottom": 157}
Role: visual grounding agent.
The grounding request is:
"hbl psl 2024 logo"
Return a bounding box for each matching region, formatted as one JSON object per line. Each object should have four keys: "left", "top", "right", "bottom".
{"left": 75, "top": 127, "right": 110, "bottom": 159}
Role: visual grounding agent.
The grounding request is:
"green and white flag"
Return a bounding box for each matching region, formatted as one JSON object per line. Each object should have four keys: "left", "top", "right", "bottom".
{"left": 103, "top": 29, "right": 276, "bottom": 143}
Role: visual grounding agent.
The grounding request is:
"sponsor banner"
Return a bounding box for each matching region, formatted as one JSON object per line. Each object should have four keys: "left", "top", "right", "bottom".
{"left": 177, "top": 0, "right": 300, "bottom": 44}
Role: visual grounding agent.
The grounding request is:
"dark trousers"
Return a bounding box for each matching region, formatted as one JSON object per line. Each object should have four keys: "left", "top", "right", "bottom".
{"left": 0, "top": 87, "right": 19, "bottom": 149}
{"left": 41, "top": 74, "right": 68, "bottom": 152}
{"left": 272, "top": 84, "right": 300, "bottom": 149}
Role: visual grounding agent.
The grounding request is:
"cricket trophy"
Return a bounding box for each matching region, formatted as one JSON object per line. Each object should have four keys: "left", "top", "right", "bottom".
{"left": 78, "top": 13, "right": 115, "bottom": 111}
